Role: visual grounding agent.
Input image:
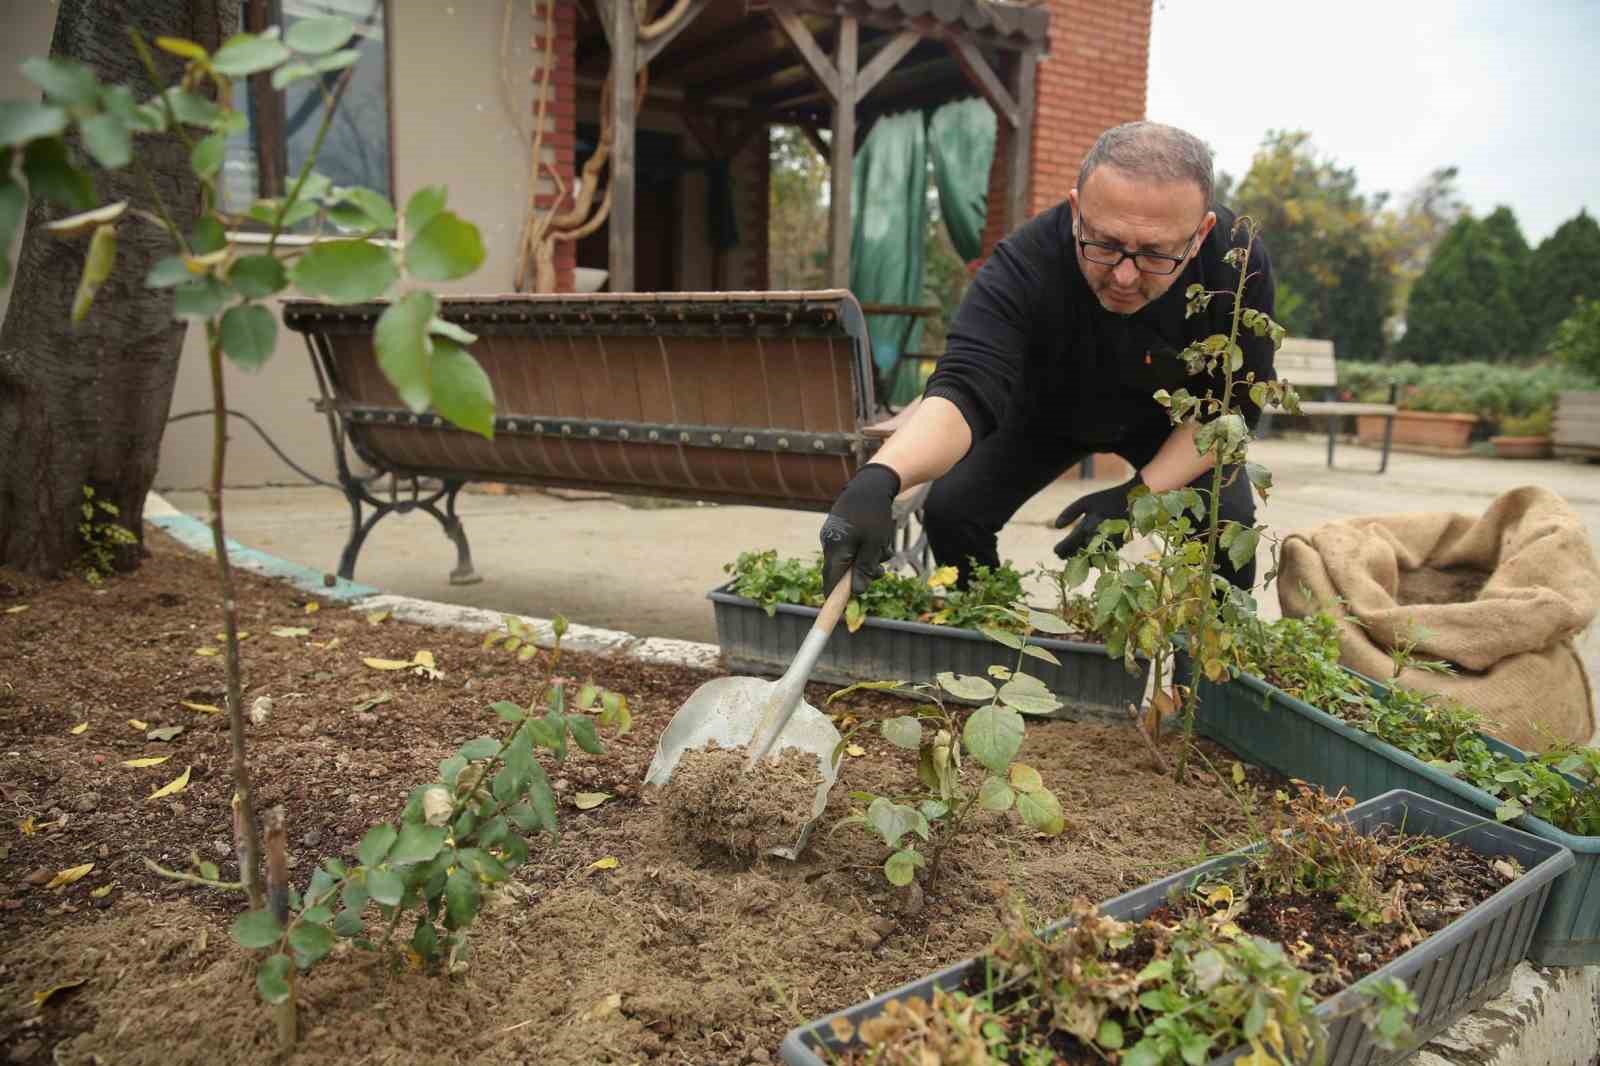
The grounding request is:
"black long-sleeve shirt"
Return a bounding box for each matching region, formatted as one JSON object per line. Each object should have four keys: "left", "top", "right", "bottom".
{"left": 924, "top": 200, "right": 1277, "bottom": 449}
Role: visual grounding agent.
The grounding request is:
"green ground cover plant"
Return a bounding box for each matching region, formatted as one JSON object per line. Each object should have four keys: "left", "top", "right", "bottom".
{"left": 1337, "top": 359, "right": 1592, "bottom": 427}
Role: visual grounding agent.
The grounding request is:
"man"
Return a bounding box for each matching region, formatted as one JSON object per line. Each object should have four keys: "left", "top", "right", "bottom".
{"left": 820, "top": 121, "right": 1276, "bottom": 598}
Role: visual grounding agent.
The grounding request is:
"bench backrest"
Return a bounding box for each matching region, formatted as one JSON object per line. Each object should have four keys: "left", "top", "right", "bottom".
{"left": 1274, "top": 337, "right": 1337, "bottom": 389}
{"left": 282, "top": 291, "right": 879, "bottom": 511}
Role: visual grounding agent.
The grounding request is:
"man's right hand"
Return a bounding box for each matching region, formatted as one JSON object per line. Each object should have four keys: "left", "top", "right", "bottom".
{"left": 821, "top": 463, "right": 902, "bottom": 596}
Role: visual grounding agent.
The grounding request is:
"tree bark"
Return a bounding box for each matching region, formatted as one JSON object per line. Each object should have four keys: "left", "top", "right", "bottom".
{"left": 0, "top": 0, "right": 235, "bottom": 577}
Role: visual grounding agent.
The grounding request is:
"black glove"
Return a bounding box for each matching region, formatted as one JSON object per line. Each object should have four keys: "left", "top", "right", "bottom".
{"left": 821, "top": 463, "right": 901, "bottom": 595}
{"left": 1052, "top": 472, "right": 1145, "bottom": 559}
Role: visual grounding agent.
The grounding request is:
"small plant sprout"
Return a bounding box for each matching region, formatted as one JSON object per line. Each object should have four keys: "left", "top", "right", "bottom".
{"left": 76, "top": 485, "right": 138, "bottom": 584}
{"left": 831, "top": 606, "right": 1069, "bottom": 891}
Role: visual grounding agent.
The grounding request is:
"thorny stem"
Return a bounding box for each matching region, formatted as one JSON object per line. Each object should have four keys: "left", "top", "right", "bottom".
{"left": 129, "top": 154, "right": 188, "bottom": 254}
{"left": 925, "top": 791, "right": 981, "bottom": 891}
{"left": 268, "top": 65, "right": 355, "bottom": 256}
{"left": 205, "top": 322, "right": 266, "bottom": 910}
{"left": 127, "top": 30, "right": 196, "bottom": 155}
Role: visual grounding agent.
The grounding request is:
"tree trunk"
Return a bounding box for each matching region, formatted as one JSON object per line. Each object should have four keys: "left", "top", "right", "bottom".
{"left": 0, "top": 0, "right": 235, "bottom": 577}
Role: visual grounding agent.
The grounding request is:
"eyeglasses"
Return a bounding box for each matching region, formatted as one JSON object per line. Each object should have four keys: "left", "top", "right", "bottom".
{"left": 1073, "top": 215, "right": 1203, "bottom": 276}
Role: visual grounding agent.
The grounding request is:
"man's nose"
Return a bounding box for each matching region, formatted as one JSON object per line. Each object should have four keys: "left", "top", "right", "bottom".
{"left": 1113, "top": 257, "right": 1141, "bottom": 286}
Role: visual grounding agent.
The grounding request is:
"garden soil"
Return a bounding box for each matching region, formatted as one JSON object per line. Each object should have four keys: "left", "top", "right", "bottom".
{"left": 2, "top": 528, "right": 1274, "bottom": 1066}
{"left": 658, "top": 743, "right": 822, "bottom": 861}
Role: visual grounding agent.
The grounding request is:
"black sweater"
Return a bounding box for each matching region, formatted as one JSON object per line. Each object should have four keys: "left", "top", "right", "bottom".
{"left": 924, "top": 199, "right": 1277, "bottom": 449}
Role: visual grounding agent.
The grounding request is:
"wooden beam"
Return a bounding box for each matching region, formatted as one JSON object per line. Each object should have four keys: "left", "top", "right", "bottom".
{"left": 829, "top": 15, "right": 858, "bottom": 289}
{"left": 1007, "top": 46, "right": 1039, "bottom": 232}
{"left": 763, "top": 54, "right": 951, "bottom": 112}
{"left": 637, "top": 0, "right": 711, "bottom": 68}
{"left": 856, "top": 29, "right": 921, "bottom": 99}
{"left": 945, "top": 34, "right": 1018, "bottom": 128}
{"left": 609, "top": 0, "right": 637, "bottom": 292}
{"left": 772, "top": 8, "right": 840, "bottom": 101}
{"left": 798, "top": 123, "right": 829, "bottom": 160}
{"left": 656, "top": 22, "right": 792, "bottom": 86}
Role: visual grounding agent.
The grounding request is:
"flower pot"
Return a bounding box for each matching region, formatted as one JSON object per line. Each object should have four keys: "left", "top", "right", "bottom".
{"left": 1357, "top": 411, "right": 1477, "bottom": 452}
{"left": 707, "top": 581, "right": 1145, "bottom": 720}
{"left": 1489, "top": 434, "right": 1553, "bottom": 459}
{"left": 1193, "top": 670, "right": 1600, "bottom": 965}
{"left": 779, "top": 790, "right": 1574, "bottom": 1066}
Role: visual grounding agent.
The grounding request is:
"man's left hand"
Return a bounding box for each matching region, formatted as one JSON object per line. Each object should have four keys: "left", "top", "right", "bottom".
{"left": 1052, "top": 473, "right": 1145, "bottom": 559}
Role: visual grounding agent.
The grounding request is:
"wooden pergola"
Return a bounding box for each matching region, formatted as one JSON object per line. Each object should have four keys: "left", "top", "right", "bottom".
{"left": 580, "top": 0, "right": 1050, "bottom": 290}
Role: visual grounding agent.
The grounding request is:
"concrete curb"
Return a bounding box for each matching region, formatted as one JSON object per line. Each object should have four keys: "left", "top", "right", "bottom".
{"left": 141, "top": 492, "right": 1599, "bottom": 1065}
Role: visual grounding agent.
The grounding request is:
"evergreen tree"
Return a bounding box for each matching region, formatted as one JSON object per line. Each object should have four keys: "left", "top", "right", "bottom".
{"left": 1400, "top": 209, "right": 1529, "bottom": 362}
{"left": 1526, "top": 210, "right": 1600, "bottom": 349}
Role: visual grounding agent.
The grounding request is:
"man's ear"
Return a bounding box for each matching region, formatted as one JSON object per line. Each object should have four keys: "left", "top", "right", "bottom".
{"left": 1197, "top": 209, "right": 1217, "bottom": 246}
{"left": 1067, "top": 187, "right": 1079, "bottom": 215}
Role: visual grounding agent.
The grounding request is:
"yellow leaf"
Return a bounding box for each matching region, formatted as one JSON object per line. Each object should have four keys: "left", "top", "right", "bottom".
{"left": 122, "top": 756, "right": 171, "bottom": 768}
{"left": 412, "top": 650, "right": 436, "bottom": 668}
{"left": 194, "top": 646, "right": 219, "bottom": 657}
{"left": 845, "top": 744, "right": 867, "bottom": 757}
{"left": 148, "top": 766, "right": 192, "bottom": 802}
{"left": 1231, "top": 761, "right": 1246, "bottom": 786}
{"left": 363, "top": 658, "right": 411, "bottom": 671}
{"left": 366, "top": 610, "right": 390, "bottom": 625}
{"left": 69, "top": 723, "right": 88, "bottom": 735}
{"left": 90, "top": 882, "right": 114, "bottom": 898}
{"left": 927, "top": 565, "right": 959, "bottom": 589}
{"left": 19, "top": 816, "right": 36, "bottom": 836}
{"left": 1218, "top": 921, "right": 1243, "bottom": 940}
{"left": 1204, "top": 884, "right": 1234, "bottom": 908}
{"left": 31, "top": 977, "right": 87, "bottom": 1007}
{"left": 182, "top": 701, "right": 222, "bottom": 715}
{"left": 128, "top": 719, "right": 148, "bottom": 730}
{"left": 46, "top": 862, "right": 94, "bottom": 889}
{"left": 1291, "top": 938, "right": 1315, "bottom": 959}
{"left": 305, "top": 601, "right": 320, "bottom": 614}
{"left": 582, "top": 992, "right": 622, "bottom": 1021}
{"left": 573, "top": 792, "right": 611, "bottom": 810}
{"left": 4, "top": 604, "right": 28, "bottom": 614}
{"left": 270, "top": 626, "right": 311, "bottom": 638}
{"left": 311, "top": 637, "right": 343, "bottom": 651}
{"left": 587, "top": 856, "right": 619, "bottom": 871}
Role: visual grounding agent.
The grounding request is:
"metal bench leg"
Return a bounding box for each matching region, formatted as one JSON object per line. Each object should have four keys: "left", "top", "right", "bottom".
{"left": 1380, "top": 415, "right": 1395, "bottom": 474}
{"left": 1327, "top": 414, "right": 1337, "bottom": 468}
{"left": 334, "top": 475, "right": 482, "bottom": 585}
{"left": 439, "top": 482, "right": 481, "bottom": 586}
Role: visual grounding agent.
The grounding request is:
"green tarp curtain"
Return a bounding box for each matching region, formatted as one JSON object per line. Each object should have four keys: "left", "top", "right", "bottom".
{"left": 928, "top": 98, "right": 996, "bottom": 262}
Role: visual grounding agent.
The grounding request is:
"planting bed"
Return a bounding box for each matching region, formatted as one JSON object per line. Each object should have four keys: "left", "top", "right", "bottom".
{"left": 0, "top": 529, "right": 1277, "bottom": 1065}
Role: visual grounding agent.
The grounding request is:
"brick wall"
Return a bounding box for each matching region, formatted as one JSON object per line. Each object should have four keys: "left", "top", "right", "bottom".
{"left": 531, "top": 0, "right": 577, "bottom": 292}
{"left": 980, "top": 0, "right": 1152, "bottom": 256}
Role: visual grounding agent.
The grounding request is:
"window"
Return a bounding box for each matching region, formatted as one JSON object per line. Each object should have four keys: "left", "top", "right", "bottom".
{"left": 220, "top": 0, "right": 393, "bottom": 227}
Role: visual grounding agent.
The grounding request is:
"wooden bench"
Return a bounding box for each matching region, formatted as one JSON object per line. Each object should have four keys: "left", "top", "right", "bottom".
{"left": 1268, "top": 337, "right": 1398, "bottom": 473}
{"left": 1554, "top": 390, "right": 1600, "bottom": 460}
{"left": 281, "top": 290, "right": 928, "bottom": 584}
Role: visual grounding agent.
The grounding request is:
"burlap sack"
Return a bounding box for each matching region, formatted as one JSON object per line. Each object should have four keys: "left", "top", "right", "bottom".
{"left": 1277, "top": 485, "right": 1600, "bottom": 752}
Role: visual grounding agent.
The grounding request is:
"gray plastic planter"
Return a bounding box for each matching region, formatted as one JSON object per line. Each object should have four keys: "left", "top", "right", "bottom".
{"left": 779, "top": 790, "right": 1573, "bottom": 1066}
{"left": 1193, "top": 669, "right": 1600, "bottom": 966}
{"left": 707, "top": 582, "right": 1146, "bottom": 719}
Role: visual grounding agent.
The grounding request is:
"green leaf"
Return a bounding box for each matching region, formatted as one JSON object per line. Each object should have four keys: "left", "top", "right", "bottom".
{"left": 333, "top": 908, "right": 364, "bottom": 937}
{"left": 22, "top": 58, "right": 98, "bottom": 106}
{"left": 374, "top": 290, "right": 435, "bottom": 411}
{"left": 255, "top": 953, "right": 292, "bottom": 1005}
{"left": 270, "top": 62, "right": 316, "bottom": 91}
{"left": 600, "top": 691, "right": 632, "bottom": 736}
{"left": 365, "top": 867, "right": 404, "bottom": 906}
{"left": 1010, "top": 763, "right": 1044, "bottom": 794}
{"left": 1063, "top": 553, "right": 1091, "bottom": 589}
{"left": 0, "top": 102, "right": 67, "bottom": 148}
{"left": 936, "top": 671, "right": 996, "bottom": 702}
{"left": 865, "top": 797, "right": 929, "bottom": 849}
{"left": 189, "top": 132, "right": 226, "bottom": 179}
{"left": 159, "top": 88, "right": 223, "bottom": 128}
{"left": 977, "top": 775, "right": 1015, "bottom": 812}
{"left": 1097, "top": 1018, "right": 1124, "bottom": 1050}
{"left": 404, "top": 185, "right": 447, "bottom": 234}
{"left": 1495, "top": 801, "right": 1526, "bottom": 822}
{"left": 494, "top": 728, "right": 535, "bottom": 803}
{"left": 1020, "top": 643, "right": 1062, "bottom": 667}
{"left": 192, "top": 216, "right": 226, "bottom": 254}
{"left": 458, "top": 736, "right": 500, "bottom": 761}
{"left": 1027, "top": 609, "right": 1072, "bottom": 634}
{"left": 1017, "top": 787, "right": 1065, "bottom": 835}
{"left": 527, "top": 761, "right": 558, "bottom": 833}
{"left": 492, "top": 700, "right": 525, "bottom": 723}
{"left": 456, "top": 847, "right": 510, "bottom": 883}
{"left": 311, "top": 49, "right": 361, "bottom": 74}
{"left": 357, "top": 823, "right": 397, "bottom": 868}
{"left": 228, "top": 254, "right": 287, "bottom": 298}
{"left": 406, "top": 210, "right": 484, "bottom": 282}
{"left": 963, "top": 705, "right": 1024, "bottom": 773}
{"left": 919, "top": 799, "right": 949, "bottom": 821}
{"left": 998, "top": 676, "right": 1062, "bottom": 716}
{"left": 390, "top": 823, "right": 447, "bottom": 864}
{"left": 1226, "top": 526, "right": 1261, "bottom": 573}
{"left": 211, "top": 33, "right": 293, "bottom": 77}
{"left": 979, "top": 625, "right": 1024, "bottom": 650}
{"left": 78, "top": 113, "right": 131, "bottom": 169}
{"left": 568, "top": 715, "right": 603, "bottom": 755}
{"left": 329, "top": 186, "right": 397, "bottom": 232}
{"left": 444, "top": 867, "right": 480, "bottom": 930}
{"left": 70, "top": 224, "right": 117, "bottom": 323}
{"left": 411, "top": 917, "right": 439, "bottom": 960}
{"left": 289, "top": 921, "right": 335, "bottom": 968}
{"left": 231, "top": 908, "right": 284, "bottom": 949}
{"left": 220, "top": 304, "right": 277, "bottom": 369}
{"left": 172, "top": 277, "right": 230, "bottom": 319}
{"left": 883, "top": 847, "right": 924, "bottom": 887}
{"left": 428, "top": 316, "right": 477, "bottom": 346}
{"left": 290, "top": 238, "right": 398, "bottom": 304}
{"left": 0, "top": 177, "right": 24, "bottom": 287}
{"left": 285, "top": 15, "right": 355, "bottom": 54}
{"left": 430, "top": 338, "right": 496, "bottom": 440}
{"left": 881, "top": 715, "right": 922, "bottom": 749}
{"left": 22, "top": 139, "right": 94, "bottom": 212}
{"left": 156, "top": 36, "right": 210, "bottom": 60}
{"left": 146, "top": 255, "right": 192, "bottom": 289}
{"left": 249, "top": 196, "right": 318, "bottom": 228}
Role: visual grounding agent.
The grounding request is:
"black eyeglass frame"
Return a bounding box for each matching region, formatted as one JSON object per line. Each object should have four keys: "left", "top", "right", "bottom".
{"left": 1072, "top": 214, "right": 1206, "bottom": 276}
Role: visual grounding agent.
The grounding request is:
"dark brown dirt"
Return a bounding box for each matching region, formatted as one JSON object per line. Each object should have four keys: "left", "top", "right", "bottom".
{"left": 1397, "top": 565, "right": 1491, "bottom": 605}
{"left": 0, "top": 527, "right": 1273, "bottom": 1066}
{"left": 658, "top": 742, "right": 823, "bottom": 861}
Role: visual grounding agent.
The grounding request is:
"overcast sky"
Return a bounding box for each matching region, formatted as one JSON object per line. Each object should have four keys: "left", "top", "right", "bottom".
{"left": 1145, "top": 0, "right": 1598, "bottom": 244}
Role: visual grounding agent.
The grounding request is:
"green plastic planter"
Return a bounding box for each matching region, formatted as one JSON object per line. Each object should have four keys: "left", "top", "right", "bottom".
{"left": 1193, "top": 669, "right": 1600, "bottom": 966}
{"left": 707, "top": 581, "right": 1145, "bottom": 720}
{"left": 779, "top": 790, "right": 1573, "bottom": 1066}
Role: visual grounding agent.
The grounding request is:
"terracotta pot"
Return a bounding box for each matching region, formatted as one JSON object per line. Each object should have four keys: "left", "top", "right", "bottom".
{"left": 1490, "top": 435, "right": 1553, "bottom": 459}
{"left": 1357, "top": 410, "right": 1477, "bottom": 451}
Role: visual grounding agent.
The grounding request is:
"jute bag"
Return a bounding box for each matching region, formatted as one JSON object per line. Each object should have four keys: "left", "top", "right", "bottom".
{"left": 1277, "top": 485, "right": 1600, "bottom": 752}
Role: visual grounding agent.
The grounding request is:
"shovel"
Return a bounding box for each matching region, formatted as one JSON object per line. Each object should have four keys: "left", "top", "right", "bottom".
{"left": 643, "top": 577, "right": 851, "bottom": 859}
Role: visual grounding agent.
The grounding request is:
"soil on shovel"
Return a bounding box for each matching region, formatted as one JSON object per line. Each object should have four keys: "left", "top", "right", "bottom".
{"left": 2, "top": 527, "right": 1279, "bottom": 1066}
{"left": 658, "top": 742, "right": 823, "bottom": 861}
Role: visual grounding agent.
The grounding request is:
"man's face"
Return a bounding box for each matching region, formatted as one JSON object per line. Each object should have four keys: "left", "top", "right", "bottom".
{"left": 1067, "top": 166, "right": 1216, "bottom": 315}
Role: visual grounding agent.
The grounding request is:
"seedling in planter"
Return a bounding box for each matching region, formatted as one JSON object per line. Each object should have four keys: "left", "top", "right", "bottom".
{"left": 1059, "top": 216, "right": 1301, "bottom": 781}
{"left": 831, "top": 606, "right": 1069, "bottom": 890}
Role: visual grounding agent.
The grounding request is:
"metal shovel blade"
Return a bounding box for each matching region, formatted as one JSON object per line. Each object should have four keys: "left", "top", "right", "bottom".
{"left": 644, "top": 675, "right": 840, "bottom": 859}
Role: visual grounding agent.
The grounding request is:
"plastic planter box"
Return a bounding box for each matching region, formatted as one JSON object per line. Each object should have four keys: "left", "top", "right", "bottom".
{"left": 779, "top": 790, "right": 1573, "bottom": 1066}
{"left": 1193, "top": 669, "right": 1600, "bottom": 966}
{"left": 707, "top": 581, "right": 1145, "bottom": 720}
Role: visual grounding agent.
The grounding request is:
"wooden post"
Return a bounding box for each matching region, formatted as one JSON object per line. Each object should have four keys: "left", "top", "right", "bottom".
{"left": 609, "top": 0, "right": 637, "bottom": 291}
{"left": 1007, "top": 46, "right": 1040, "bottom": 233}
{"left": 829, "top": 15, "right": 858, "bottom": 289}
